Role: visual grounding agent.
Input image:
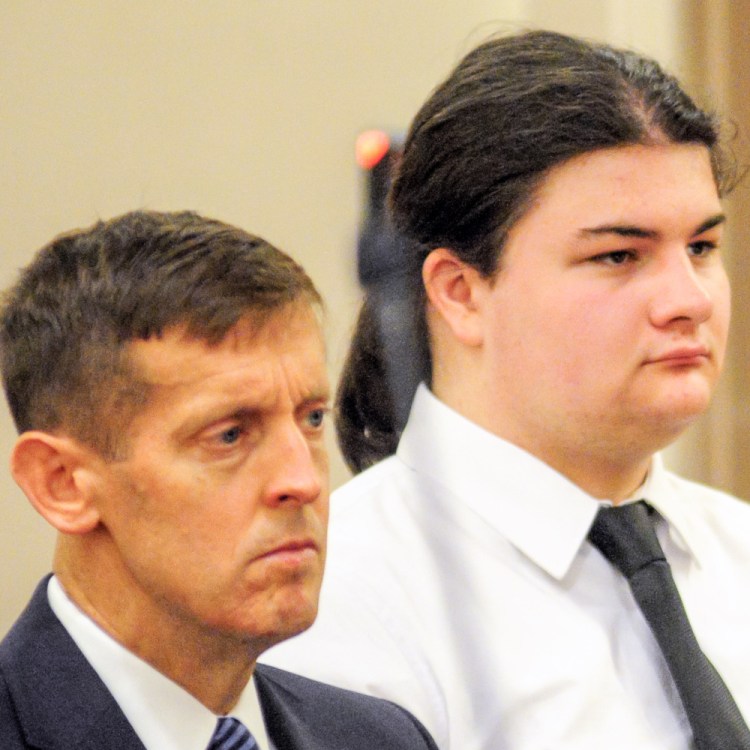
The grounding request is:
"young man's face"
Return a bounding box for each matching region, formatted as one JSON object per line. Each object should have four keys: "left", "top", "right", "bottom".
{"left": 87, "top": 301, "right": 330, "bottom": 652}
{"left": 472, "top": 143, "right": 729, "bottom": 483}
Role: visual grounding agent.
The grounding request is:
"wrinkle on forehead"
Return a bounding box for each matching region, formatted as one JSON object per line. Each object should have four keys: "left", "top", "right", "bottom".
{"left": 127, "top": 301, "right": 324, "bottom": 387}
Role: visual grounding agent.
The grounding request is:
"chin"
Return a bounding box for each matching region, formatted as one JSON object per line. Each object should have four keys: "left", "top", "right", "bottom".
{"left": 650, "top": 379, "right": 714, "bottom": 419}
{"left": 279, "top": 594, "right": 318, "bottom": 628}
{"left": 255, "top": 610, "right": 318, "bottom": 652}
{"left": 262, "top": 588, "right": 320, "bottom": 638}
{"left": 642, "top": 402, "right": 709, "bottom": 447}
{"left": 670, "top": 391, "right": 713, "bottom": 421}
{"left": 208, "top": 581, "right": 320, "bottom": 644}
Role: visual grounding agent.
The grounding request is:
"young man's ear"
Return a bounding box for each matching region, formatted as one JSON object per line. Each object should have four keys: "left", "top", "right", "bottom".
{"left": 422, "top": 248, "right": 487, "bottom": 347}
{"left": 10, "top": 432, "right": 101, "bottom": 535}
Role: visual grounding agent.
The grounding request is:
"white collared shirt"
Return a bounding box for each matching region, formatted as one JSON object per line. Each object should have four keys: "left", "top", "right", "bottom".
{"left": 264, "top": 383, "right": 750, "bottom": 749}
{"left": 48, "top": 577, "right": 273, "bottom": 750}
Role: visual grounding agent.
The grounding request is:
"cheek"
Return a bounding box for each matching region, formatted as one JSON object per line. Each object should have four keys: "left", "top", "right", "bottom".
{"left": 539, "top": 299, "right": 625, "bottom": 359}
{"left": 120, "top": 470, "right": 219, "bottom": 551}
{"left": 544, "top": 301, "right": 640, "bottom": 396}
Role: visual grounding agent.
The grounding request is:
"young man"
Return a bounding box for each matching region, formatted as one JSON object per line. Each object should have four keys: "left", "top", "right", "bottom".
{"left": 0, "top": 210, "right": 438, "bottom": 749}
{"left": 265, "top": 31, "right": 750, "bottom": 749}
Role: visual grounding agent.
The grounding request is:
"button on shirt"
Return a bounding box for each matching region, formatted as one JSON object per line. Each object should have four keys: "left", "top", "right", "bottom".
{"left": 48, "top": 577, "right": 272, "bottom": 750}
{"left": 264, "top": 383, "right": 750, "bottom": 750}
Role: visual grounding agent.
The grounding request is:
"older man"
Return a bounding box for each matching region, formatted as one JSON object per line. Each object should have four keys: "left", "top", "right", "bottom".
{"left": 0, "top": 210, "right": 437, "bottom": 750}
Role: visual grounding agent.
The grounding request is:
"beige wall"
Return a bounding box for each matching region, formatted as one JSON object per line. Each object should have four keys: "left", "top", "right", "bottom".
{"left": 0, "top": 0, "right": 720, "bottom": 635}
{"left": 671, "top": 1, "right": 750, "bottom": 498}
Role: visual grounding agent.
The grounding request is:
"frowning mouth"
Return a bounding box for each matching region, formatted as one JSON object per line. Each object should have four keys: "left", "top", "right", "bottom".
{"left": 254, "top": 539, "right": 319, "bottom": 565}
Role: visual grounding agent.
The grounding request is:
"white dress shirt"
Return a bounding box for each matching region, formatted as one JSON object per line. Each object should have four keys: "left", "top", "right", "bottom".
{"left": 48, "top": 576, "right": 272, "bottom": 750}
{"left": 264, "top": 383, "right": 750, "bottom": 750}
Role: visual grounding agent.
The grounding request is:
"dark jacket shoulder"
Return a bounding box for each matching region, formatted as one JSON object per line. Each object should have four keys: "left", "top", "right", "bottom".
{"left": 256, "top": 663, "right": 439, "bottom": 749}
{"left": 0, "top": 576, "right": 145, "bottom": 749}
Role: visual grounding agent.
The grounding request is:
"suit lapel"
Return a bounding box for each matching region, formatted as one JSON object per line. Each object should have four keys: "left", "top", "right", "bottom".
{"left": 0, "top": 576, "right": 145, "bottom": 750}
{"left": 255, "top": 665, "right": 331, "bottom": 750}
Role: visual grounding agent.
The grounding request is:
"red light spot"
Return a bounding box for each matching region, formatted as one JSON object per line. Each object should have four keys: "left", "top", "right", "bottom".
{"left": 355, "top": 130, "right": 391, "bottom": 169}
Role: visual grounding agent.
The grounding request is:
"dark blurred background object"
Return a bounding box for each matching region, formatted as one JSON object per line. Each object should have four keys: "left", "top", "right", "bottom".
{"left": 337, "top": 130, "right": 423, "bottom": 472}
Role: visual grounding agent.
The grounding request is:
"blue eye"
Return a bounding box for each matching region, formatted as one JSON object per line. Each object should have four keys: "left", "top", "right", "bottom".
{"left": 306, "top": 409, "right": 326, "bottom": 428}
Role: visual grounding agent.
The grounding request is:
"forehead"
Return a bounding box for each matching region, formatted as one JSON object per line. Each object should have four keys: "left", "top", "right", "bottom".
{"left": 512, "top": 143, "right": 721, "bottom": 242}
{"left": 126, "top": 303, "right": 326, "bottom": 392}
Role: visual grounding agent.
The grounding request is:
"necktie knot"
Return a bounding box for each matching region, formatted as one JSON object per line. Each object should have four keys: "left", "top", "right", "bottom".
{"left": 588, "top": 499, "right": 665, "bottom": 578}
{"left": 207, "top": 716, "right": 259, "bottom": 750}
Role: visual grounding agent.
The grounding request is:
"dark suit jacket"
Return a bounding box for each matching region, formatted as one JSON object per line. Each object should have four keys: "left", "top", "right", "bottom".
{"left": 0, "top": 577, "right": 438, "bottom": 749}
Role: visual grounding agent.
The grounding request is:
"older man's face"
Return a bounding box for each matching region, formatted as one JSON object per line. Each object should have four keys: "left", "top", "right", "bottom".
{"left": 89, "top": 301, "right": 330, "bottom": 650}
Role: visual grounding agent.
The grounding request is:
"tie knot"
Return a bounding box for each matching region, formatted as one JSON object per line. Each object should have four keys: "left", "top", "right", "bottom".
{"left": 588, "top": 500, "right": 666, "bottom": 578}
{"left": 207, "top": 716, "right": 259, "bottom": 750}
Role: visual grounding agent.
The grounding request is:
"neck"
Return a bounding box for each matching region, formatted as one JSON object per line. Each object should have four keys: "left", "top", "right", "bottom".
{"left": 542, "top": 448, "right": 652, "bottom": 503}
{"left": 54, "top": 539, "right": 256, "bottom": 714}
{"left": 430, "top": 379, "right": 655, "bottom": 503}
{"left": 484, "top": 425, "right": 653, "bottom": 502}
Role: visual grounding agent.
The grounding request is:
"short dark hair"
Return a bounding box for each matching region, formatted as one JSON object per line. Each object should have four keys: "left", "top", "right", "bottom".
{"left": 336, "top": 29, "right": 734, "bottom": 473}
{"left": 0, "top": 210, "right": 321, "bottom": 457}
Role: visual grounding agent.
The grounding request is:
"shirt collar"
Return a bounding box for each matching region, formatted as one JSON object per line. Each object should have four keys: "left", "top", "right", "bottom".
{"left": 398, "top": 384, "right": 601, "bottom": 580}
{"left": 641, "top": 455, "right": 709, "bottom": 567}
{"left": 397, "top": 385, "right": 705, "bottom": 578}
{"left": 47, "top": 576, "right": 271, "bottom": 750}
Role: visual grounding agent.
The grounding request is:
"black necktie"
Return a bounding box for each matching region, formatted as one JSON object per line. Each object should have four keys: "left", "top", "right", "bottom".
{"left": 588, "top": 500, "right": 750, "bottom": 749}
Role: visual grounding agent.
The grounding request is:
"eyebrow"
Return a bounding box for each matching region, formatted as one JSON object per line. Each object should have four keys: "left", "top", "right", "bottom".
{"left": 578, "top": 213, "right": 726, "bottom": 240}
{"left": 301, "top": 389, "right": 333, "bottom": 412}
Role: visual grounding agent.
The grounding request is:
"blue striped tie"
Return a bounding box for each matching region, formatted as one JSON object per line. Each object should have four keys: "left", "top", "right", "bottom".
{"left": 207, "top": 717, "right": 259, "bottom": 750}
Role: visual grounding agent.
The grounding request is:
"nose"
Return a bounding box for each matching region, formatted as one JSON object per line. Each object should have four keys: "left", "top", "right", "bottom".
{"left": 263, "top": 422, "right": 326, "bottom": 507}
{"left": 648, "top": 251, "right": 714, "bottom": 330}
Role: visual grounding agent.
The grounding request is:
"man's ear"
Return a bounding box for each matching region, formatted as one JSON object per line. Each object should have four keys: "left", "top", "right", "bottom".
{"left": 10, "top": 432, "right": 101, "bottom": 535}
{"left": 422, "top": 248, "right": 486, "bottom": 346}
